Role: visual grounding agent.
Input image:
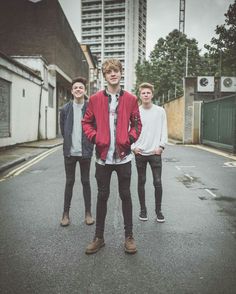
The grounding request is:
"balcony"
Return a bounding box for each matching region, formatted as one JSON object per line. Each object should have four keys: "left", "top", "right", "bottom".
{"left": 82, "top": 30, "right": 102, "bottom": 36}
{"left": 105, "top": 38, "right": 124, "bottom": 44}
{"left": 104, "top": 46, "right": 125, "bottom": 52}
{"left": 104, "top": 12, "right": 125, "bottom": 19}
{"left": 81, "top": 0, "right": 101, "bottom": 3}
{"left": 104, "top": 21, "right": 125, "bottom": 27}
{"left": 104, "top": 29, "right": 125, "bottom": 36}
{"left": 82, "top": 4, "right": 102, "bottom": 11}
{"left": 104, "top": 4, "right": 125, "bottom": 10}
{"left": 82, "top": 21, "right": 102, "bottom": 28}
{"left": 82, "top": 13, "right": 102, "bottom": 20}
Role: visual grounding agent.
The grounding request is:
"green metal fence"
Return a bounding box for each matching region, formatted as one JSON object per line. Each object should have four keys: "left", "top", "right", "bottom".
{"left": 201, "top": 94, "right": 236, "bottom": 154}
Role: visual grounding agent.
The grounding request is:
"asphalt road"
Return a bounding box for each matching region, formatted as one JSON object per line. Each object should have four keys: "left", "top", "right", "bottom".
{"left": 0, "top": 144, "right": 236, "bottom": 294}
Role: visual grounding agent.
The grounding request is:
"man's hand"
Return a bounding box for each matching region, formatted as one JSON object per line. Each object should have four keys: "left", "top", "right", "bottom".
{"left": 153, "top": 147, "right": 164, "bottom": 155}
{"left": 133, "top": 147, "right": 143, "bottom": 155}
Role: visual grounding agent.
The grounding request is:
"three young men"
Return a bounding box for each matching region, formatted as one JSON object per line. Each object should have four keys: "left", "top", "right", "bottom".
{"left": 60, "top": 77, "right": 94, "bottom": 227}
{"left": 82, "top": 58, "right": 142, "bottom": 254}
{"left": 132, "top": 82, "right": 168, "bottom": 222}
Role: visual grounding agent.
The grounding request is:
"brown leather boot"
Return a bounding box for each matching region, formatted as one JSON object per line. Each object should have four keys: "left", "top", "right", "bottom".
{"left": 124, "top": 236, "right": 137, "bottom": 254}
{"left": 85, "top": 212, "right": 95, "bottom": 225}
{"left": 85, "top": 237, "right": 105, "bottom": 254}
{"left": 60, "top": 212, "right": 70, "bottom": 227}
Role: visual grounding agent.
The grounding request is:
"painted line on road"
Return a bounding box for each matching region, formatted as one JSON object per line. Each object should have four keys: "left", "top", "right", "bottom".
{"left": 223, "top": 161, "right": 236, "bottom": 168}
{"left": 1, "top": 146, "right": 61, "bottom": 181}
{"left": 204, "top": 188, "right": 217, "bottom": 198}
{"left": 175, "top": 165, "right": 195, "bottom": 171}
{"left": 184, "top": 173, "right": 194, "bottom": 181}
{"left": 186, "top": 144, "right": 236, "bottom": 161}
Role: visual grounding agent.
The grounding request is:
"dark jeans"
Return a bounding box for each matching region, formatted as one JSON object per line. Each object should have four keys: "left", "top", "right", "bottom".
{"left": 95, "top": 161, "right": 133, "bottom": 238}
{"left": 63, "top": 156, "right": 91, "bottom": 213}
{"left": 135, "top": 154, "right": 162, "bottom": 214}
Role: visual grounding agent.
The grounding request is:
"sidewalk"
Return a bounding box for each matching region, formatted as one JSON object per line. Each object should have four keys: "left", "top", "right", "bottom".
{"left": 0, "top": 138, "right": 63, "bottom": 174}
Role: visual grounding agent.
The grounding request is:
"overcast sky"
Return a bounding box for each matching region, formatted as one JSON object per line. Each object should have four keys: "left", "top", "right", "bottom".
{"left": 59, "top": 0, "right": 234, "bottom": 59}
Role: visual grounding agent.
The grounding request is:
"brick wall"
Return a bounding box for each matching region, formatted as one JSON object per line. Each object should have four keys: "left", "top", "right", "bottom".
{"left": 0, "top": 0, "right": 88, "bottom": 80}
{"left": 164, "top": 97, "right": 184, "bottom": 142}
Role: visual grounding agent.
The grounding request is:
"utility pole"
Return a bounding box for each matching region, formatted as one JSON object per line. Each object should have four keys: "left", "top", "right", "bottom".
{"left": 179, "top": 0, "right": 185, "bottom": 34}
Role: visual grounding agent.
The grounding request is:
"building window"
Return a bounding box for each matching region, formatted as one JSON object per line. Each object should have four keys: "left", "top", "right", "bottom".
{"left": 48, "top": 84, "right": 54, "bottom": 108}
{"left": 0, "top": 78, "right": 11, "bottom": 138}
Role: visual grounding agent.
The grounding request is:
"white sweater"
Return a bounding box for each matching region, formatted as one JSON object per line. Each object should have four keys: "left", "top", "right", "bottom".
{"left": 132, "top": 104, "right": 168, "bottom": 155}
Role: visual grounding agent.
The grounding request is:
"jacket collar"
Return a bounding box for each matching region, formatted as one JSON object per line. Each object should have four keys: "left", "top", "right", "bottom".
{"left": 103, "top": 88, "right": 124, "bottom": 97}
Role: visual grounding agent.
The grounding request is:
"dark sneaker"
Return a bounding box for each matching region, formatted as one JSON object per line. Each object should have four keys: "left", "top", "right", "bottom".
{"left": 85, "top": 237, "right": 105, "bottom": 254}
{"left": 124, "top": 236, "right": 137, "bottom": 254}
{"left": 156, "top": 211, "right": 165, "bottom": 223}
{"left": 139, "top": 210, "right": 148, "bottom": 221}
{"left": 60, "top": 212, "right": 70, "bottom": 227}
{"left": 85, "top": 212, "right": 95, "bottom": 225}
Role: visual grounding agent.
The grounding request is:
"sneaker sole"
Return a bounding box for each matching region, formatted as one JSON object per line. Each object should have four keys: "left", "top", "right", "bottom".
{"left": 124, "top": 247, "right": 137, "bottom": 254}
{"left": 85, "top": 220, "right": 95, "bottom": 225}
{"left": 85, "top": 242, "right": 105, "bottom": 255}
{"left": 139, "top": 216, "right": 148, "bottom": 221}
{"left": 60, "top": 221, "right": 71, "bottom": 227}
{"left": 156, "top": 218, "right": 165, "bottom": 223}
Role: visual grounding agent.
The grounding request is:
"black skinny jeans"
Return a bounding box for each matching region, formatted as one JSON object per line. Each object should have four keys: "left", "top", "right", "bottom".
{"left": 95, "top": 161, "right": 133, "bottom": 238}
{"left": 63, "top": 156, "right": 92, "bottom": 213}
{"left": 135, "top": 154, "right": 163, "bottom": 214}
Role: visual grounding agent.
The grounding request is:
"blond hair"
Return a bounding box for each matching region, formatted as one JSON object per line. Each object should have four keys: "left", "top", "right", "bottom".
{"left": 102, "top": 58, "right": 123, "bottom": 76}
{"left": 139, "top": 82, "right": 154, "bottom": 94}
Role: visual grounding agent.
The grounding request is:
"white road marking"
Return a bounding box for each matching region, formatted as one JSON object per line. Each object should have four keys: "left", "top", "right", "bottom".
{"left": 205, "top": 188, "right": 217, "bottom": 198}
{"left": 223, "top": 162, "right": 236, "bottom": 167}
{"left": 184, "top": 174, "right": 194, "bottom": 181}
{"left": 175, "top": 165, "right": 195, "bottom": 171}
{"left": 1, "top": 146, "right": 61, "bottom": 181}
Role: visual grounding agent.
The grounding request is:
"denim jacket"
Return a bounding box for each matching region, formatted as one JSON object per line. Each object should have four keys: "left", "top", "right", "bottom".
{"left": 60, "top": 100, "right": 94, "bottom": 158}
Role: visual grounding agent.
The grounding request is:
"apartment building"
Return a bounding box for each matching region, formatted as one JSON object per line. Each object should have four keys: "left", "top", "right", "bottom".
{"left": 81, "top": 0, "right": 146, "bottom": 92}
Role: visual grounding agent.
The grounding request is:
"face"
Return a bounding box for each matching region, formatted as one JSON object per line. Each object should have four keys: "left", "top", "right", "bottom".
{"left": 71, "top": 82, "right": 86, "bottom": 102}
{"left": 104, "top": 68, "right": 122, "bottom": 87}
{"left": 140, "top": 88, "right": 153, "bottom": 105}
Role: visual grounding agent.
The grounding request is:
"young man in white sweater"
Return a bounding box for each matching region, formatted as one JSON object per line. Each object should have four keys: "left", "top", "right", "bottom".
{"left": 132, "top": 82, "right": 168, "bottom": 222}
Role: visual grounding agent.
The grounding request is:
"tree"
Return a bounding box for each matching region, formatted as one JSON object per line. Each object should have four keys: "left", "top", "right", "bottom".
{"left": 204, "top": 0, "right": 236, "bottom": 76}
{"left": 135, "top": 29, "right": 203, "bottom": 101}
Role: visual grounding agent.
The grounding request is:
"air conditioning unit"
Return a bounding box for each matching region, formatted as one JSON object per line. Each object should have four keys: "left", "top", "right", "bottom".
{"left": 197, "top": 76, "right": 214, "bottom": 92}
{"left": 220, "top": 77, "right": 236, "bottom": 92}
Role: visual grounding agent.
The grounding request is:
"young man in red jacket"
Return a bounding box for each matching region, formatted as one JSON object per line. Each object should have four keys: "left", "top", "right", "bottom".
{"left": 82, "top": 58, "right": 142, "bottom": 254}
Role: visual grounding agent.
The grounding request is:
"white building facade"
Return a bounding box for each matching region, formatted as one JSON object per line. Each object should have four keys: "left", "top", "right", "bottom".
{"left": 0, "top": 53, "right": 57, "bottom": 148}
{"left": 80, "top": 0, "right": 146, "bottom": 92}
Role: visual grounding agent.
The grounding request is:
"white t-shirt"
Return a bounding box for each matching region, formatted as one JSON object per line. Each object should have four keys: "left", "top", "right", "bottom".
{"left": 70, "top": 101, "right": 83, "bottom": 156}
{"left": 132, "top": 104, "right": 167, "bottom": 156}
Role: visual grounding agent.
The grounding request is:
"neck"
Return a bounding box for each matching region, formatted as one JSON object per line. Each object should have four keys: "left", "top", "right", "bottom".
{"left": 142, "top": 102, "right": 153, "bottom": 109}
{"left": 107, "top": 85, "right": 120, "bottom": 95}
{"left": 74, "top": 97, "right": 84, "bottom": 104}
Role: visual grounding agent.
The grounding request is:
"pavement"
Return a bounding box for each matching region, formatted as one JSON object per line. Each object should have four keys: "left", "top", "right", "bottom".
{"left": 0, "top": 137, "right": 63, "bottom": 174}
{"left": 0, "top": 137, "right": 235, "bottom": 175}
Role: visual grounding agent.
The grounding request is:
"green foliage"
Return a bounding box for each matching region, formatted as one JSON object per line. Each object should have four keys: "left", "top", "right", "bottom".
{"left": 135, "top": 1, "right": 236, "bottom": 101}
{"left": 204, "top": 0, "right": 236, "bottom": 76}
{"left": 135, "top": 29, "right": 203, "bottom": 102}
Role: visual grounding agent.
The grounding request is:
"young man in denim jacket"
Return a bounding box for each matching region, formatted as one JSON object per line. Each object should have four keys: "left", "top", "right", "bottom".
{"left": 60, "top": 77, "right": 94, "bottom": 227}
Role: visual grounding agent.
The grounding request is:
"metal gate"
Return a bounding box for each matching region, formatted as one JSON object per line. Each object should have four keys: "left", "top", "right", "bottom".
{"left": 201, "top": 94, "right": 236, "bottom": 154}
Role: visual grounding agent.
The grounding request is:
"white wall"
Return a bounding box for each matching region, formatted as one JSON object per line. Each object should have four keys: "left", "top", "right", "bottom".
{"left": 0, "top": 55, "right": 57, "bottom": 148}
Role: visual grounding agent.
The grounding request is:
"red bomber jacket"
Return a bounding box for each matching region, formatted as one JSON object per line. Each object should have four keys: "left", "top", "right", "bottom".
{"left": 82, "top": 89, "right": 142, "bottom": 162}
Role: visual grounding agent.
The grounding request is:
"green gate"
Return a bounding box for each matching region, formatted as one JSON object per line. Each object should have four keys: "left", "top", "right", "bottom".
{"left": 201, "top": 94, "right": 236, "bottom": 154}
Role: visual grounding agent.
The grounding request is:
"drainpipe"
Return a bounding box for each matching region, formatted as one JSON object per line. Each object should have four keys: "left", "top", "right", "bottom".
{"left": 37, "top": 81, "right": 44, "bottom": 141}
{"left": 45, "top": 105, "right": 48, "bottom": 140}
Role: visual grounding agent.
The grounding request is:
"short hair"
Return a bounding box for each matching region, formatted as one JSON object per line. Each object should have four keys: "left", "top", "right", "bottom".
{"left": 72, "top": 76, "right": 87, "bottom": 88}
{"left": 139, "top": 82, "right": 154, "bottom": 94}
{"left": 102, "top": 58, "right": 123, "bottom": 76}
